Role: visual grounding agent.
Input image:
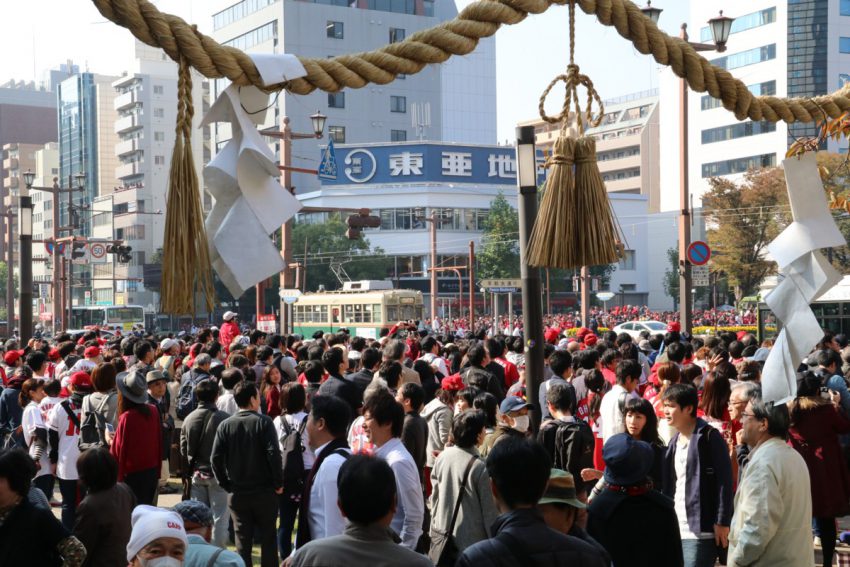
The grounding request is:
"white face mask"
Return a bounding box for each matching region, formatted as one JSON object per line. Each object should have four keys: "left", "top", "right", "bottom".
{"left": 140, "top": 556, "right": 183, "bottom": 567}
{"left": 511, "top": 415, "right": 530, "bottom": 433}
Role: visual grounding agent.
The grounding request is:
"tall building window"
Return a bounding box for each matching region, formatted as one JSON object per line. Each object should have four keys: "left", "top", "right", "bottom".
{"left": 701, "top": 153, "right": 776, "bottom": 177}
{"left": 711, "top": 44, "right": 776, "bottom": 70}
{"left": 328, "top": 91, "right": 345, "bottom": 108}
{"left": 154, "top": 131, "right": 165, "bottom": 142}
{"left": 841, "top": 37, "right": 850, "bottom": 54}
{"left": 328, "top": 126, "right": 346, "bottom": 143}
{"left": 391, "top": 129, "right": 407, "bottom": 142}
{"left": 390, "top": 96, "right": 407, "bottom": 113}
{"left": 701, "top": 121, "right": 776, "bottom": 144}
{"left": 154, "top": 155, "right": 165, "bottom": 165}
{"left": 843, "top": 0, "right": 850, "bottom": 16}
{"left": 389, "top": 28, "right": 406, "bottom": 43}
{"left": 618, "top": 250, "right": 636, "bottom": 270}
{"left": 327, "top": 21, "right": 344, "bottom": 39}
{"left": 153, "top": 85, "right": 164, "bottom": 95}
{"left": 223, "top": 21, "right": 277, "bottom": 51}
{"left": 154, "top": 108, "right": 165, "bottom": 118}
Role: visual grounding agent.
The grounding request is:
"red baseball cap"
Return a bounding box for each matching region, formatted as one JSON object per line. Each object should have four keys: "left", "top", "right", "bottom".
{"left": 84, "top": 346, "right": 101, "bottom": 358}
{"left": 667, "top": 322, "right": 681, "bottom": 333}
{"left": 584, "top": 334, "right": 598, "bottom": 346}
{"left": 441, "top": 374, "right": 465, "bottom": 392}
{"left": 3, "top": 350, "right": 24, "bottom": 365}
{"left": 544, "top": 328, "right": 559, "bottom": 345}
{"left": 69, "top": 371, "right": 92, "bottom": 389}
{"left": 48, "top": 348, "right": 61, "bottom": 361}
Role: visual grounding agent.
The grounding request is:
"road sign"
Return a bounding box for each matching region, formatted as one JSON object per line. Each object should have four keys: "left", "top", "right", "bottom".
{"left": 44, "top": 241, "right": 66, "bottom": 256}
{"left": 89, "top": 242, "right": 107, "bottom": 263}
{"left": 480, "top": 279, "right": 522, "bottom": 290}
{"left": 687, "top": 241, "right": 711, "bottom": 266}
{"left": 279, "top": 289, "right": 302, "bottom": 304}
{"left": 692, "top": 265, "right": 710, "bottom": 287}
{"left": 318, "top": 139, "right": 338, "bottom": 180}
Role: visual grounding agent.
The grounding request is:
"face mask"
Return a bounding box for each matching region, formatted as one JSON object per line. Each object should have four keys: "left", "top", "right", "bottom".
{"left": 511, "top": 415, "right": 530, "bottom": 433}
{"left": 140, "top": 556, "right": 183, "bottom": 567}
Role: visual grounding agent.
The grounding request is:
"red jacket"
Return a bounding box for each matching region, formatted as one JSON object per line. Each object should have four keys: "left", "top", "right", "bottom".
{"left": 219, "top": 320, "right": 240, "bottom": 353}
{"left": 111, "top": 405, "right": 162, "bottom": 480}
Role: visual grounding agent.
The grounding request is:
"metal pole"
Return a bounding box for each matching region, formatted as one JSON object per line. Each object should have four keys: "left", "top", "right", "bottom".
{"left": 5, "top": 216, "right": 13, "bottom": 331}
{"left": 19, "top": 196, "right": 32, "bottom": 341}
{"left": 67, "top": 244, "right": 73, "bottom": 327}
{"left": 679, "top": 24, "right": 693, "bottom": 335}
{"left": 280, "top": 117, "right": 293, "bottom": 335}
{"left": 493, "top": 292, "right": 499, "bottom": 331}
{"left": 580, "top": 266, "right": 590, "bottom": 329}
{"left": 52, "top": 180, "right": 61, "bottom": 330}
{"left": 59, "top": 259, "right": 66, "bottom": 330}
{"left": 302, "top": 238, "right": 308, "bottom": 290}
{"left": 430, "top": 211, "right": 437, "bottom": 321}
{"left": 468, "top": 240, "right": 474, "bottom": 331}
{"left": 507, "top": 292, "right": 513, "bottom": 335}
{"left": 516, "top": 125, "right": 544, "bottom": 432}
{"left": 546, "top": 268, "right": 551, "bottom": 315}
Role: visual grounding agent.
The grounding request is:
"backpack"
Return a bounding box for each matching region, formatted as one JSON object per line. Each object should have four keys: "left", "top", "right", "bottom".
{"left": 176, "top": 371, "right": 207, "bottom": 420}
{"left": 279, "top": 416, "right": 308, "bottom": 496}
{"left": 549, "top": 419, "right": 595, "bottom": 489}
{"left": 78, "top": 393, "right": 113, "bottom": 451}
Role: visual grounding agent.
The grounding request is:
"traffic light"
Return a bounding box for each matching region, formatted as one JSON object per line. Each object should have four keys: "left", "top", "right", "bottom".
{"left": 72, "top": 241, "right": 87, "bottom": 260}
{"left": 345, "top": 209, "right": 381, "bottom": 240}
{"left": 107, "top": 244, "right": 133, "bottom": 264}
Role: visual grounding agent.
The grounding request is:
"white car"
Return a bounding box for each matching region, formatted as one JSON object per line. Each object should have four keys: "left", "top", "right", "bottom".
{"left": 612, "top": 320, "right": 668, "bottom": 339}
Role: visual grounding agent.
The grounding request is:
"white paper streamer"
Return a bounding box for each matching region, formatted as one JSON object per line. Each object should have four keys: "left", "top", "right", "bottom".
{"left": 761, "top": 153, "right": 845, "bottom": 404}
{"left": 200, "top": 55, "right": 307, "bottom": 299}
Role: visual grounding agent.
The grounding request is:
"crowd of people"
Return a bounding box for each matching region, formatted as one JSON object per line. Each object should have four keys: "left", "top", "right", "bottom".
{"left": 425, "top": 305, "right": 757, "bottom": 337}
{"left": 0, "top": 311, "right": 848, "bottom": 566}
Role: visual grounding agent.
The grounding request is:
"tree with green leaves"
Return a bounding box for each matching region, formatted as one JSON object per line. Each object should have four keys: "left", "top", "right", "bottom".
{"left": 477, "top": 193, "right": 520, "bottom": 279}
{"left": 702, "top": 167, "right": 790, "bottom": 303}
{"left": 0, "top": 261, "right": 11, "bottom": 320}
{"left": 293, "top": 215, "right": 392, "bottom": 291}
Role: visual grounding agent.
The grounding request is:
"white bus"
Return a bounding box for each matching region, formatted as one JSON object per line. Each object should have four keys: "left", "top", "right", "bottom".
{"left": 70, "top": 305, "right": 146, "bottom": 332}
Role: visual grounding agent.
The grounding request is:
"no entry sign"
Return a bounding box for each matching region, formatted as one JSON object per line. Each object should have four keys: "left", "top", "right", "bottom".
{"left": 687, "top": 241, "right": 711, "bottom": 266}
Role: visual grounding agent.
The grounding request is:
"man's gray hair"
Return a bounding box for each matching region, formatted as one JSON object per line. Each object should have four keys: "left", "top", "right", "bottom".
{"left": 194, "top": 353, "right": 212, "bottom": 368}
{"left": 749, "top": 394, "right": 790, "bottom": 439}
{"left": 382, "top": 339, "right": 405, "bottom": 361}
{"left": 731, "top": 381, "right": 760, "bottom": 402}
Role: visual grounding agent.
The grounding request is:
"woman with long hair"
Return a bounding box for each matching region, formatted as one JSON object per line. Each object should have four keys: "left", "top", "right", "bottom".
{"left": 272, "top": 382, "right": 313, "bottom": 558}
{"left": 788, "top": 372, "right": 850, "bottom": 567}
{"left": 583, "top": 397, "right": 664, "bottom": 490}
{"left": 19, "top": 378, "right": 52, "bottom": 500}
{"left": 421, "top": 375, "right": 462, "bottom": 496}
{"left": 260, "top": 364, "right": 283, "bottom": 419}
{"left": 111, "top": 371, "right": 162, "bottom": 506}
{"left": 413, "top": 359, "right": 440, "bottom": 404}
{"left": 473, "top": 391, "right": 498, "bottom": 435}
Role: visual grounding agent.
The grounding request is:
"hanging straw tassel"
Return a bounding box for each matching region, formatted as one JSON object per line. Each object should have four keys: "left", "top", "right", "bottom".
{"left": 161, "top": 57, "right": 215, "bottom": 314}
{"left": 527, "top": 135, "right": 576, "bottom": 268}
{"left": 573, "top": 135, "right": 620, "bottom": 266}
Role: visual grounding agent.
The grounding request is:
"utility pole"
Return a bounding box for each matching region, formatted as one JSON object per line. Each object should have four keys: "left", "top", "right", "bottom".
{"left": 468, "top": 240, "right": 475, "bottom": 331}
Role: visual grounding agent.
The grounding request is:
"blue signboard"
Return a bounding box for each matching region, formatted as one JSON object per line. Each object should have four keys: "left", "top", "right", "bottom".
{"left": 319, "top": 142, "right": 547, "bottom": 186}
{"left": 318, "top": 139, "right": 338, "bottom": 180}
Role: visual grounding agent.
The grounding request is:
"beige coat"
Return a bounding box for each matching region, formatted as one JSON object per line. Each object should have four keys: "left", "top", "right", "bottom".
{"left": 728, "top": 437, "right": 814, "bottom": 567}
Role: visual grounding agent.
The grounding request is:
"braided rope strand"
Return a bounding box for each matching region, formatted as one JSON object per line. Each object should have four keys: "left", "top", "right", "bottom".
{"left": 91, "top": 0, "right": 850, "bottom": 125}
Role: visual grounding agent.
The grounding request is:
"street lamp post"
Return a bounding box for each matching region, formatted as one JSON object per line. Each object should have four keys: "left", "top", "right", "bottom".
{"left": 515, "top": 125, "right": 544, "bottom": 432}
{"left": 17, "top": 187, "right": 33, "bottom": 342}
{"left": 640, "top": 4, "right": 733, "bottom": 335}
{"left": 261, "top": 111, "right": 326, "bottom": 334}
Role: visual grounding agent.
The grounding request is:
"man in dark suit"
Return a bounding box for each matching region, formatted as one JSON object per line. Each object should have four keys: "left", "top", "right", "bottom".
{"left": 346, "top": 347, "right": 382, "bottom": 396}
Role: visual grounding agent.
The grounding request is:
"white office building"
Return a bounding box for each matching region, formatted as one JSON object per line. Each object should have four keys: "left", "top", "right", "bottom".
{"left": 91, "top": 41, "right": 210, "bottom": 310}
{"left": 659, "top": 1, "right": 848, "bottom": 212}
{"left": 209, "top": 0, "right": 497, "bottom": 194}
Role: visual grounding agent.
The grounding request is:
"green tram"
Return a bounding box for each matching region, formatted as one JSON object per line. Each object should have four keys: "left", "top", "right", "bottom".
{"left": 292, "top": 281, "right": 424, "bottom": 339}
{"left": 757, "top": 275, "right": 850, "bottom": 343}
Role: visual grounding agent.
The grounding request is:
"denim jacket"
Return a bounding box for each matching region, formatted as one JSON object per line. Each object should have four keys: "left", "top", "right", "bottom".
{"left": 662, "top": 418, "right": 734, "bottom": 533}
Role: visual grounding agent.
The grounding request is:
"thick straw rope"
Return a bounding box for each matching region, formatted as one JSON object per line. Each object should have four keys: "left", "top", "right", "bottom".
{"left": 92, "top": 0, "right": 850, "bottom": 125}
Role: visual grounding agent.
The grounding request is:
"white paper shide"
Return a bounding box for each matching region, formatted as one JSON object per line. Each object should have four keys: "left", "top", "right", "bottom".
{"left": 201, "top": 55, "right": 307, "bottom": 298}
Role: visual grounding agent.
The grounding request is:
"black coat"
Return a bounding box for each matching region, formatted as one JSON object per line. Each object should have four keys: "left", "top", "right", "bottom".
{"left": 462, "top": 366, "right": 505, "bottom": 401}
{"left": 456, "top": 508, "right": 609, "bottom": 567}
{"left": 345, "top": 368, "right": 375, "bottom": 396}
{"left": 210, "top": 409, "right": 284, "bottom": 494}
{"left": 0, "top": 497, "right": 68, "bottom": 566}
{"left": 587, "top": 488, "right": 683, "bottom": 567}
{"left": 317, "top": 374, "right": 362, "bottom": 418}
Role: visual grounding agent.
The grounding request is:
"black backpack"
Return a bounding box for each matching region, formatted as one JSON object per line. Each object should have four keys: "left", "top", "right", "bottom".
{"left": 78, "top": 393, "right": 113, "bottom": 451}
{"left": 278, "top": 416, "right": 307, "bottom": 496}
{"left": 549, "top": 419, "right": 595, "bottom": 490}
{"left": 177, "top": 371, "right": 208, "bottom": 420}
